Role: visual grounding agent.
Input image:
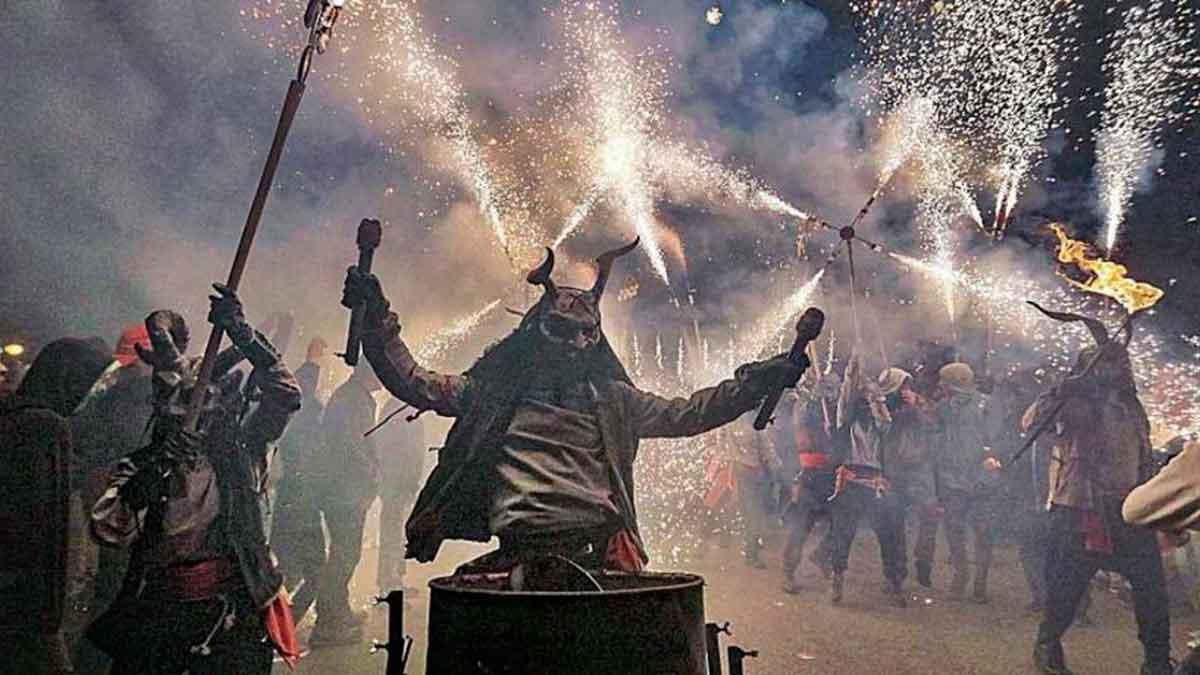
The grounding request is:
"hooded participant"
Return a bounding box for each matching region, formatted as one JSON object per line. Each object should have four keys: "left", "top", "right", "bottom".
{"left": 345, "top": 239, "right": 810, "bottom": 576}
{"left": 1, "top": 338, "right": 114, "bottom": 674}
{"left": 1023, "top": 304, "right": 1170, "bottom": 675}
{"left": 87, "top": 288, "right": 302, "bottom": 675}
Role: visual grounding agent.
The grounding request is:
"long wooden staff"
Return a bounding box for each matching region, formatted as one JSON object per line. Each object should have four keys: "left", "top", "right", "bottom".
{"left": 184, "top": 1, "right": 345, "bottom": 429}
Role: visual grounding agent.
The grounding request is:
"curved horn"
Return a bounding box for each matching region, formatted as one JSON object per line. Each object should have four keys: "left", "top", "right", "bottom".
{"left": 1027, "top": 301, "right": 1109, "bottom": 345}
{"left": 526, "top": 247, "right": 558, "bottom": 296}
{"left": 591, "top": 237, "right": 640, "bottom": 297}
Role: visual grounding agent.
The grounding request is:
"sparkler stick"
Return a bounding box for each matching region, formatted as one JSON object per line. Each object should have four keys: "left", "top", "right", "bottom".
{"left": 185, "top": 0, "right": 344, "bottom": 431}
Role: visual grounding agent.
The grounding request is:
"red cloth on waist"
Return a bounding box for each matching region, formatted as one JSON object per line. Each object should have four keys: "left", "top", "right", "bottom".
{"left": 148, "top": 559, "right": 237, "bottom": 601}
{"left": 797, "top": 452, "right": 829, "bottom": 469}
{"left": 605, "top": 529, "right": 646, "bottom": 573}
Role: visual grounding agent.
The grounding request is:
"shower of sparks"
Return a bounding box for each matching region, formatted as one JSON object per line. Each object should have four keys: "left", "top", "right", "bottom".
{"left": 414, "top": 298, "right": 503, "bottom": 364}
{"left": 909, "top": 129, "right": 977, "bottom": 322}
{"left": 740, "top": 270, "right": 825, "bottom": 363}
{"left": 875, "top": 95, "right": 936, "bottom": 187}
{"left": 854, "top": 1, "right": 1077, "bottom": 239}
{"left": 562, "top": 3, "right": 672, "bottom": 284}
{"left": 551, "top": 189, "right": 602, "bottom": 250}
{"left": 1096, "top": 0, "right": 1200, "bottom": 254}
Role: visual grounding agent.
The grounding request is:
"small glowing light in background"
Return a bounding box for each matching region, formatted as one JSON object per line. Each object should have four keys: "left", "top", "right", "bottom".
{"left": 3, "top": 343, "right": 25, "bottom": 357}
{"left": 705, "top": 5, "right": 723, "bottom": 26}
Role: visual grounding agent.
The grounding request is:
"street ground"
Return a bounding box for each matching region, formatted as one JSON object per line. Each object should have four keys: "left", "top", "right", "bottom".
{"left": 277, "top": 524, "right": 1196, "bottom": 675}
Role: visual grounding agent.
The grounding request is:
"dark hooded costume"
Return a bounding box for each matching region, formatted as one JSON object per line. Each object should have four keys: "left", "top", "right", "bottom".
{"left": 1022, "top": 303, "right": 1170, "bottom": 675}
{"left": 88, "top": 292, "right": 302, "bottom": 674}
{"left": 347, "top": 240, "right": 808, "bottom": 572}
{"left": 1, "top": 338, "right": 113, "bottom": 674}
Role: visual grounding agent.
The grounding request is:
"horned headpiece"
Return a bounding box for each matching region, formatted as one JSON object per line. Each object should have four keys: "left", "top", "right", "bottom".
{"left": 523, "top": 238, "right": 639, "bottom": 349}
{"left": 1028, "top": 301, "right": 1136, "bottom": 391}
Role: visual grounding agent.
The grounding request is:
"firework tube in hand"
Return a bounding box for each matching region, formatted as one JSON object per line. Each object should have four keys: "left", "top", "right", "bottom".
{"left": 341, "top": 218, "right": 382, "bottom": 367}
{"left": 754, "top": 307, "right": 825, "bottom": 430}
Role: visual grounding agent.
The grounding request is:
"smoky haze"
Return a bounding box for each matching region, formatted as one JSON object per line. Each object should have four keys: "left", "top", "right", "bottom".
{"left": 0, "top": 0, "right": 1196, "bottom": 393}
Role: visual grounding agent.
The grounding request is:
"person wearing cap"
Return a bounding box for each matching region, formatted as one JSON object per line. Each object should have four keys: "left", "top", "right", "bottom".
{"left": 874, "top": 367, "right": 940, "bottom": 591}
{"left": 931, "top": 362, "right": 1002, "bottom": 602}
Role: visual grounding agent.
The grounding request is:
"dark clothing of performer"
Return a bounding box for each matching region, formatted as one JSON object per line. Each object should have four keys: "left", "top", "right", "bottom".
{"left": 88, "top": 295, "right": 302, "bottom": 674}
{"left": 1024, "top": 305, "right": 1170, "bottom": 675}
{"left": 306, "top": 369, "right": 381, "bottom": 642}
{"left": 929, "top": 363, "right": 999, "bottom": 600}
{"left": 377, "top": 408, "right": 427, "bottom": 593}
{"left": 345, "top": 241, "right": 807, "bottom": 575}
{"left": 827, "top": 357, "right": 907, "bottom": 606}
{"left": 0, "top": 339, "right": 113, "bottom": 675}
{"left": 782, "top": 387, "right": 837, "bottom": 588}
{"left": 270, "top": 360, "right": 327, "bottom": 624}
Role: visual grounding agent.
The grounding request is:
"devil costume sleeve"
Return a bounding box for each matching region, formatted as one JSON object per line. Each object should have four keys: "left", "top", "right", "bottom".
{"left": 361, "top": 311, "right": 471, "bottom": 417}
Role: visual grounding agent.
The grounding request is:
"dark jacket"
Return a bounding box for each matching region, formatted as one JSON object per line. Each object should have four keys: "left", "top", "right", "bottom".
{"left": 1, "top": 339, "right": 110, "bottom": 636}
{"left": 316, "top": 375, "right": 381, "bottom": 504}
{"left": 363, "top": 312, "right": 787, "bottom": 563}
{"left": 91, "top": 360, "right": 300, "bottom": 609}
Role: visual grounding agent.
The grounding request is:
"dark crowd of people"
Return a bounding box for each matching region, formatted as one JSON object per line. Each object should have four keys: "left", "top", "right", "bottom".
{"left": 1, "top": 258, "right": 1199, "bottom": 675}
{"left": 0, "top": 288, "right": 428, "bottom": 674}
{"left": 695, "top": 325, "right": 1200, "bottom": 675}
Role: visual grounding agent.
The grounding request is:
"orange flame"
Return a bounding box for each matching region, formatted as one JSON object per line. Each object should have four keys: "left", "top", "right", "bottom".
{"left": 1050, "top": 223, "right": 1163, "bottom": 313}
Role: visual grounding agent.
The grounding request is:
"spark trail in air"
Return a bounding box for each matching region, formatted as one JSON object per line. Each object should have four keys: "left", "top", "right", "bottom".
{"left": 854, "top": 1, "right": 1076, "bottom": 238}
{"left": 1096, "top": 0, "right": 1200, "bottom": 254}
{"left": 741, "top": 270, "right": 825, "bottom": 362}
{"left": 415, "top": 298, "right": 503, "bottom": 364}
{"left": 562, "top": 4, "right": 672, "bottom": 284}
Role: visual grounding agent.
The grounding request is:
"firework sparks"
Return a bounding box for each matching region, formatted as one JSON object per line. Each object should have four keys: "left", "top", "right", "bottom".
{"left": 740, "top": 270, "right": 826, "bottom": 362}
{"left": 414, "top": 298, "right": 503, "bottom": 364}
{"left": 705, "top": 6, "right": 723, "bottom": 27}
{"left": 561, "top": 3, "right": 672, "bottom": 284}
{"left": 854, "top": 0, "right": 1076, "bottom": 238}
{"left": 1096, "top": 0, "right": 1200, "bottom": 254}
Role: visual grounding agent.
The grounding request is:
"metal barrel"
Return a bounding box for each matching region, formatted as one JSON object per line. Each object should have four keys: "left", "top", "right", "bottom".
{"left": 427, "top": 571, "right": 709, "bottom": 674}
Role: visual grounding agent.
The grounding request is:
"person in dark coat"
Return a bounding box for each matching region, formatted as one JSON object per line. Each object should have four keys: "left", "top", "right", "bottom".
{"left": 270, "top": 345, "right": 328, "bottom": 626}
{"left": 88, "top": 289, "right": 302, "bottom": 675}
{"left": 343, "top": 240, "right": 809, "bottom": 578}
{"left": 1, "top": 338, "right": 114, "bottom": 674}
{"left": 305, "top": 363, "right": 382, "bottom": 647}
{"left": 68, "top": 324, "right": 155, "bottom": 674}
{"left": 1024, "top": 305, "right": 1170, "bottom": 675}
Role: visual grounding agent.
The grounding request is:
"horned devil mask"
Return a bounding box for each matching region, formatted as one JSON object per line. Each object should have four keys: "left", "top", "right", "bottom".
{"left": 524, "top": 238, "right": 639, "bottom": 352}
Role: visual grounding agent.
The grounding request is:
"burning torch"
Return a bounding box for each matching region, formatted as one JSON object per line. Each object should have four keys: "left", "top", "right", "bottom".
{"left": 183, "top": 0, "right": 345, "bottom": 430}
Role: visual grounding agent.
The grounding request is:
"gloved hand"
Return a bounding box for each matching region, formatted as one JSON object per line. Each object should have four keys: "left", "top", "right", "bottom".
{"left": 208, "top": 283, "right": 254, "bottom": 346}
{"left": 737, "top": 352, "right": 810, "bottom": 394}
{"left": 118, "top": 455, "right": 172, "bottom": 511}
{"left": 209, "top": 283, "right": 282, "bottom": 369}
{"left": 342, "top": 265, "right": 391, "bottom": 323}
